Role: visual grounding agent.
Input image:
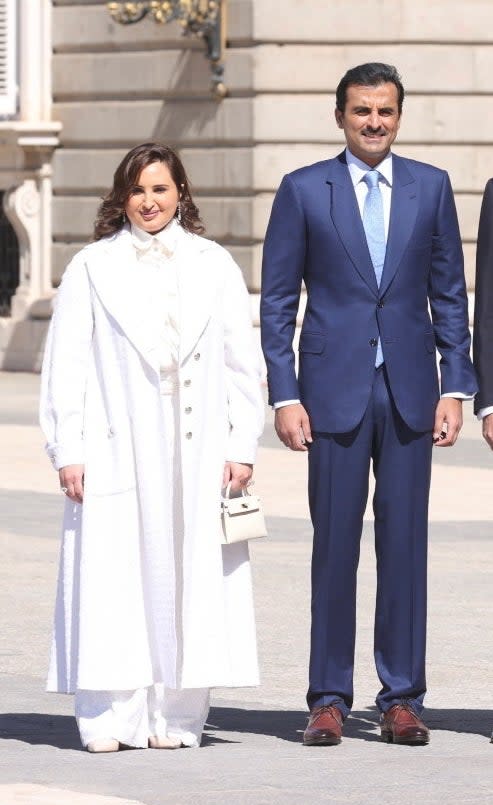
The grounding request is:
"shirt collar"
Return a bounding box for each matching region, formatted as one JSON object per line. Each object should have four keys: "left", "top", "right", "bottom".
{"left": 131, "top": 217, "right": 180, "bottom": 255}
{"left": 345, "top": 148, "right": 393, "bottom": 188}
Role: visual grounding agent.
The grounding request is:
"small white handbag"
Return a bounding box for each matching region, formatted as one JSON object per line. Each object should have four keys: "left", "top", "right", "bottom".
{"left": 220, "top": 483, "right": 268, "bottom": 545}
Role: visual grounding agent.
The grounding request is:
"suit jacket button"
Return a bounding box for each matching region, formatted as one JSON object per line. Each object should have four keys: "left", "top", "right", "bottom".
{"left": 184, "top": 379, "right": 191, "bottom": 387}
{"left": 185, "top": 406, "right": 192, "bottom": 414}
{"left": 377, "top": 301, "right": 384, "bottom": 308}
{"left": 185, "top": 432, "right": 192, "bottom": 439}
{"left": 194, "top": 352, "right": 201, "bottom": 361}
{"left": 369, "top": 338, "right": 378, "bottom": 347}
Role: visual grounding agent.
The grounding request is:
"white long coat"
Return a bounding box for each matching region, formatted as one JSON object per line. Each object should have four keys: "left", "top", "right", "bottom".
{"left": 40, "top": 225, "right": 264, "bottom": 693}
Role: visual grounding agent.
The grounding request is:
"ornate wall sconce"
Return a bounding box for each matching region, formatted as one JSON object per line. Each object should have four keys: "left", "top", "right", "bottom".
{"left": 107, "top": 1, "right": 227, "bottom": 99}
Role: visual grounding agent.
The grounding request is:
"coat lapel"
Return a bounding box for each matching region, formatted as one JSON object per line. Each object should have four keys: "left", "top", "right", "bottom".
{"left": 86, "top": 227, "right": 162, "bottom": 372}
{"left": 86, "top": 227, "right": 218, "bottom": 372}
{"left": 327, "top": 153, "right": 378, "bottom": 296}
{"left": 379, "top": 155, "right": 418, "bottom": 296}
{"left": 176, "top": 231, "right": 217, "bottom": 364}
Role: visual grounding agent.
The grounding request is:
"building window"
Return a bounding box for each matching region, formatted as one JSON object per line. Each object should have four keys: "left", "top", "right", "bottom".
{"left": 0, "top": 0, "right": 17, "bottom": 117}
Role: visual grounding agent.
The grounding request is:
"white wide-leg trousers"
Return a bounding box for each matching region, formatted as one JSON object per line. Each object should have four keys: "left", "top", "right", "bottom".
{"left": 75, "top": 685, "right": 210, "bottom": 748}
{"left": 74, "top": 380, "right": 210, "bottom": 749}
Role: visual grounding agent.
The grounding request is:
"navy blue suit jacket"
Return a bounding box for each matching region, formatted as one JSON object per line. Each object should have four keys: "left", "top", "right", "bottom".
{"left": 473, "top": 178, "right": 493, "bottom": 414}
{"left": 261, "top": 152, "right": 477, "bottom": 433}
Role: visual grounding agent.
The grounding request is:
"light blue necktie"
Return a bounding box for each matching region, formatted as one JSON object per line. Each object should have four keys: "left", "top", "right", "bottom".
{"left": 363, "top": 170, "right": 385, "bottom": 367}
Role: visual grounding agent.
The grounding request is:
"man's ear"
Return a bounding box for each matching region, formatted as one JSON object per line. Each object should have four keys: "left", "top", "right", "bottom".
{"left": 334, "top": 108, "right": 343, "bottom": 129}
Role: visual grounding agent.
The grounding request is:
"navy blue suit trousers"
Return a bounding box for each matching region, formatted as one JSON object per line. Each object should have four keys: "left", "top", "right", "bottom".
{"left": 307, "top": 367, "right": 432, "bottom": 716}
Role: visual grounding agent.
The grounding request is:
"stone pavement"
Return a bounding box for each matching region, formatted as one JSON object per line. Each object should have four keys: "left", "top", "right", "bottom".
{"left": 0, "top": 371, "right": 492, "bottom": 805}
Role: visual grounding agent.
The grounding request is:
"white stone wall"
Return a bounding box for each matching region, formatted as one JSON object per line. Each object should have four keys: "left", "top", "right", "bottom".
{"left": 249, "top": 0, "right": 493, "bottom": 292}
{"left": 52, "top": 0, "right": 258, "bottom": 286}
{"left": 52, "top": 0, "right": 493, "bottom": 294}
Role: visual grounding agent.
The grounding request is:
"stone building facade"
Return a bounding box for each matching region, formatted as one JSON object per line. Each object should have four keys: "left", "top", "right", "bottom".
{"left": 1, "top": 0, "right": 492, "bottom": 369}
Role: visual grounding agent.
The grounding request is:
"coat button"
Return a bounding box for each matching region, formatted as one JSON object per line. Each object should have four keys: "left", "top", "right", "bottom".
{"left": 107, "top": 426, "right": 115, "bottom": 438}
{"left": 184, "top": 379, "right": 191, "bottom": 387}
{"left": 185, "top": 432, "right": 192, "bottom": 439}
{"left": 185, "top": 406, "right": 192, "bottom": 414}
{"left": 369, "top": 338, "right": 378, "bottom": 347}
{"left": 194, "top": 352, "right": 201, "bottom": 361}
{"left": 377, "top": 301, "right": 384, "bottom": 308}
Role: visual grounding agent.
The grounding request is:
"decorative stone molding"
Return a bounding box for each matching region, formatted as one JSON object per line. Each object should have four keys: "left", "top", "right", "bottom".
{"left": 3, "top": 139, "right": 58, "bottom": 313}
{"left": 4, "top": 180, "right": 41, "bottom": 318}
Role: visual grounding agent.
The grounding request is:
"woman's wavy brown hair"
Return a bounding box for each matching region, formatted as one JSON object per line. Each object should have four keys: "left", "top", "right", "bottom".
{"left": 93, "top": 142, "right": 204, "bottom": 240}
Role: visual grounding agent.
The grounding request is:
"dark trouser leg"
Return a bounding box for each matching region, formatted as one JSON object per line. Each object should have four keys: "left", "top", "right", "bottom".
{"left": 372, "top": 368, "right": 433, "bottom": 715}
{"left": 307, "top": 392, "right": 374, "bottom": 717}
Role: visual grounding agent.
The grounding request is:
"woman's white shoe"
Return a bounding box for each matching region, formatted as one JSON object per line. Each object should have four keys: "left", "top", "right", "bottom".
{"left": 148, "top": 735, "right": 182, "bottom": 749}
{"left": 86, "top": 739, "right": 120, "bottom": 753}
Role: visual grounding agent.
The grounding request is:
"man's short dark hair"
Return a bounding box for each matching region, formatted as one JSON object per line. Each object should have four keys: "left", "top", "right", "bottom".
{"left": 336, "top": 63, "right": 404, "bottom": 114}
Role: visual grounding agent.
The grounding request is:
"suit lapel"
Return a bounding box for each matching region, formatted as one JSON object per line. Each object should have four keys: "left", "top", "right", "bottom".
{"left": 379, "top": 155, "right": 418, "bottom": 296}
{"left": 327, "top": 154, "right": 378, "bottom": 296}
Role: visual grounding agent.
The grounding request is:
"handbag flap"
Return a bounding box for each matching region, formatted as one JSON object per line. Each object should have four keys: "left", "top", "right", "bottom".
{"left": 222, "top": 495, "right": 261, "bottom": 517}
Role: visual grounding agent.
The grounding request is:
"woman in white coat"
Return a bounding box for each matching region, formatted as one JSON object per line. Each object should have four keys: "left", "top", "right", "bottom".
{"left": 40, "top": 142, "right": 264, "bottom": 752}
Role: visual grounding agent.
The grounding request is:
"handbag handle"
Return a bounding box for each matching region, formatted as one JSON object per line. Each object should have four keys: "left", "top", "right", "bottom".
{"left": 224, "top": 482, "right": 251, "bottom": 499}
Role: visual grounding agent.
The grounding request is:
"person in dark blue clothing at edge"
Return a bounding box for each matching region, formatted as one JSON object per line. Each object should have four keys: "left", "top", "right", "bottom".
{"left": 473, "top": 176, "right": 493, "bottom": 744}
{"left": 260, "top": 63, "right": 477, "bottom": 746}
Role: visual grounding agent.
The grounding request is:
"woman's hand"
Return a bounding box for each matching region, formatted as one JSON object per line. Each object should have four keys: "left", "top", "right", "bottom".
{"left": 59, "top": 464, "right": 85, "bottom": 504}
{"left": 222, "top": 461, "right": 253, "bottom": 494}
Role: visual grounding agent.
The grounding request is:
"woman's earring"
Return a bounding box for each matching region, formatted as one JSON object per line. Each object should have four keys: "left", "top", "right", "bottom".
{"left": 176, "top": 202, "right": 182, "bottom": 223}
{"left": 121, "top": 210, "right": 126, "bottom": 223}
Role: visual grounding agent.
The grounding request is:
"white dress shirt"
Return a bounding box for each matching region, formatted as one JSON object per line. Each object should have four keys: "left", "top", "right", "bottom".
{"left": 131, "top": 219, "right": 180, "bottom": 382}
{"left": 274, "top": 148, "right": 472, "bottom": 410}
{"left": 347, "top": 148, "right": 392, "bottom": 237}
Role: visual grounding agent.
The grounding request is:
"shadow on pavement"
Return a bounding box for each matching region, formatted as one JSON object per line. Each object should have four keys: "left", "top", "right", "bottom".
{"left": 425, "top": 708, "right": 493, "bottom": 738}
{"left": 0, "top": 490, "right": 61, "bottom": 539}
{"left": 206, "top": 705, "right": 493, "bottom": 743}
{"left": 0, "top": 706, "right": 491, "bottom": 751}
{"left": 0, "top": 712, "right": 81, "bottom": 750}
{"left": 205, "top": 706, "right": 381, "bottom": 743}
{"left": 205, "top": 707, "right": 307, "bottom": 744}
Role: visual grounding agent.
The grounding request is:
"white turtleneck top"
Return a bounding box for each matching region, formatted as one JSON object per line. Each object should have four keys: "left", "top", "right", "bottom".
{"left": 131, "top": 218, "right": 180, "bottom": 379}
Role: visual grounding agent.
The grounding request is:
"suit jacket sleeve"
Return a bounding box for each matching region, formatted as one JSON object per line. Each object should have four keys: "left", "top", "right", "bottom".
{"left": 260, "top": 174, "right": 306, "bottom": 405}
{"left": 473, "top": 179, "right": 493, "bottom": 413}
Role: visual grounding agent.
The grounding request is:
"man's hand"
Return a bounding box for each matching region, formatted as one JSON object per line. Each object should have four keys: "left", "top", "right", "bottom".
{"left": 482, "top": 413, "right": 493, "bottom": 450}
{"left": 433, "top": 398, "right": 463, "bottom": 447}
{"left": 274, "top": 403, "right": 313, "bottom": 451}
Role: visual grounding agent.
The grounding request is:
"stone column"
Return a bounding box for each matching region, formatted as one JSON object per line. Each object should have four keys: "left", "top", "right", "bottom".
{"left": 1, "top": 0, "right": 60, "bottom": 318}
{"left": 19, "top": 0, "right": 51, "bottom": 122}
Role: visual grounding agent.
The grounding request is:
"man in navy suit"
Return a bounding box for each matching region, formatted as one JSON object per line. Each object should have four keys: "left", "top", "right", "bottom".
{"left": 261, "top": 63, "right": 477, "bottom": 746}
